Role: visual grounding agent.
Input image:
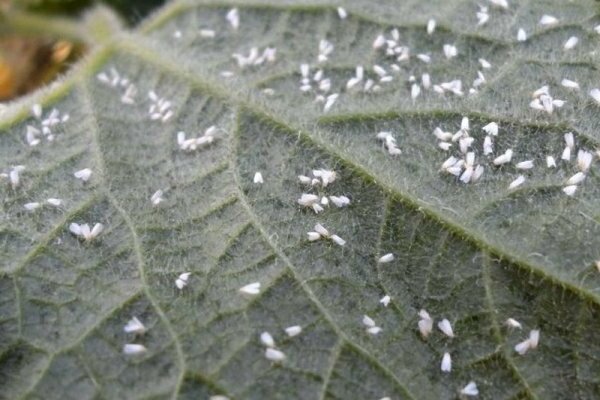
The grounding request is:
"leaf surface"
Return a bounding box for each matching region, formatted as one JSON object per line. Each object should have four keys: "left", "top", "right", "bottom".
{"left": 1, "top": 1, "right": 600, "bottom": 399}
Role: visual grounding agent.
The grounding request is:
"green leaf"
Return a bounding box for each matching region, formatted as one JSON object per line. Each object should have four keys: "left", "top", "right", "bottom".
{"left": 2, "top": 1, "right": 600, "bottom": 399}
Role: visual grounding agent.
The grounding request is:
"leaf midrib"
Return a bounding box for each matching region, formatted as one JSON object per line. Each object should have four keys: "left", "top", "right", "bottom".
{"left": 229, "top": 111, "right": 418, "bottom": 399}
{"left": 78, "top": 79, "right": 187, "bottom": 400}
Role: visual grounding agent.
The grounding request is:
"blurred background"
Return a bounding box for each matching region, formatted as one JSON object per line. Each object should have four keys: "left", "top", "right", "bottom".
{"left": 0, "top": 0, "right": 165, "bottom": 101}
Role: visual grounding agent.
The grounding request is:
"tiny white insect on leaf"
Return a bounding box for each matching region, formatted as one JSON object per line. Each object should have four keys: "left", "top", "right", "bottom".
{"left": 79, "top": 224, "right": 92, "bottom": 240}
{"left": 577, "top": 150, "right": 593, "bottom": 172}
{"left": 488, "top": 0, "right": 508, "bottom": 9}
{"left": 331, "top": 234, "right": 346, "bottom": 246}
{"left": 178, "top": 272, "right": 191, "bottom": 282}
{"left": 546, "top": 156, "right": 556, "bottom": 168}
{"left": 563, "top": 185, "right": 578, "bottom": 196}
{"left": 253, "top": 172, "right": 264, "bottom": 184}
{"left": 459, "top": 137, "right": 474, "bottom": 154}
{"left": 516, "top": 160, "right": 534, "bottom": 170}
{"left": 493, "top": 149, "right": 513, "bottom": 165}
{"left": 46, "top": 198, "right": 62, "bottom": 207}
{"left": 561, "top": 146, "right": 571, "bottom": 161}
{"left": 307, "top": 232, "right": 321, "bottom": 241}
{"left": 443, "top": 44, "right": 458, "bottom": 59}
{"left": 517, "top": 28, "right": 527, "bottom": 42}
{"left": 32, "top": 103, "right": 42, "bottom": 119}
{"left": 476, "top": 9, "right": 489, "bottom": 26}
{"left": 483, "top": 136, "right": 493, "bottom": 155}
{"left": 590, "top": 88, "right": 600, "bottom": 105}
{"left": 362, "top": 315, "right": 376, "bottom": 328}
{"left": 367, "top": 326, "right": 382, "bottom": 335}
{"left": 329, "top": 195, "right": 350, "bottom": 207}
{"left": 564, "top": 132, "right": 575, "bottom": 149}
{"left": 200, "top": 29, "right": 216, "bottom": 38}
{"left": 69, "top": 223, "right": 82, "bottom": 236}
{"left": 439, "top": 142, "right": 452, "bottom": 151}
{"left": 337, "top": 7, "right": 347, "bottom": 19}
{"left": 90, "top": 223, "right": 103, "bottom": 239}
{"left": 418, "top": 309, "right": 431, "bottom": 321}
{"left": 380, "top": 295, "right": 391, "bottom": 307}
{"left": 298, "top": 175, "right": 312, "bottom": 185}
{"left": 418, "top": 318, "right": 433, "bottom": 339}
{"left": 265, "top": 348, "right": 286, "bottom": 362}
{"left": 411, "top": 83, "right": 421, "bottom": 100}
{"left": 373, "top": 34, "right": 386, "bottom": 49}
{"left": 563, "top": 36, "right": 579, "bottom": 50}
{"left": 285, "top": 325, "right": 302, "bottom": 337}
{"left": 24, "top": 202, "right": 41, "bottom": 211}
{"left": 515, "top": 338, "right": 531, "bottom": 355}
{"left": 459, "top": 166, "right": 474, "bottom": 184}
{"left": 151, "top": 190, "right": 164, "bottom": 206}
{"left": 313, "top": 169, "right": 337, "bottom": 186}
{"left": 124, "top": 316, "right": 146, "bottom": 335}
{"left": 239, "top": 282, "right": 261, "bottom": 295}
{"left": 226, "top": 8, "right": 240, "bottom": 29}
{"left": 539, "top": 15, "right": 559, "bottom": 26}
{"left": 422, "top": 73, "right": 431, "bottom": 89}
{"left": 417, "top": 54, "right": 431, "bottom": 63}
{"left": 260, "top": 331, "right": 276, "bottom": 348}
{"left": 479, "top": 58, "right": 492, "bottom": 69}
{"left": 74, "top": 168, "right": 92, "bottom": 182}
{"left": 529, "top": 329, "right": 540, "bottom": 348}
{"left": 472, "top": 165, "right": 484, "bottom": 182}
{"left": 441, "top": 352, "right": 452, "bottom": 372}
{"left": 460, "top": 381, "right": 479, "bottom": 396}
{"left": 123, "top": 344, "right": 147, "bottom": 355}
{"left": 508, "top": 175, "right": 526, "bottom": 190}
{"left": 561, "top": 79, "right": 580, "bottom": 90}
{"left": 482, "top": 121, "right": 498, "bottom": 136}
{"left": 314, "top": 223, "right": 330, "bottom": 237}
{"left": 175, "top": 272, "right": 191, "bottom": 289}
{"left": 567, "top": 172, "right": 586, "bottom": 185}
{"left": 505, "top": 318, "right": 522, "bottom": 329}
{"left": 378, "top": 253, "right": 394, "bottom": 263}
{"left": 437, "top": 318, "right": 454, "bottom": 338}
{"left": 427, "top": 19, "right": 436, "bottom": 35}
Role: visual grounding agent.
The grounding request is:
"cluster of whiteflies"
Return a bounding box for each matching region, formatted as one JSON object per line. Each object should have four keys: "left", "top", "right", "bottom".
{"left": 306, "top": 223, "right": 346, "bottom": 246}
{"left": 232, "top": 46, "right": 277, "bottom": 68}
{"left": 69, "top": 222, "right": 104, "bottom": 242}
{"left": 256, "top": 325, "right": 304, "bottom": 364}
{"left": 297, "top": 168, "right": 350, "bottom": 214}
{"left": 433, "top": 115, "right": 595, "bottom": 195}
{"left": 376, "top": 131, "right": 402, "bottom": 155}
{"left": 0, "top": 165, "right": 25, "bottom": 188}
{"left": 74, "top": 168, "right": 93, "bottom": 182}
{"left": 25, "top": 103, "right": 70, "bottom": 146}
{"left": 177, "top": 126, "right": 218, "bottom": 151}
{"left": 529, "top": 85, "right": 565, "bottom": 115}
{"left": 148, "top": 90, "right": 174, "bottom": 123}
{"left": 13, "top": 5, "right": 600, "bottom": 399}
{"left": 22, "top": 198, "right": 62, "bottom": 211}
{"left": 97, "top": 67, "right": 138, "bottom": 105}
{"left": 362, "top": 314, "right": 383, "bottom": 335}
{"left": 437, "top": 117, "right": 486, "bottom": 184}
{"left": 297, "top": 193, "right": 350, "bottom": 213}
{"left": 298, "top": 63, "right": 340, "bottom": 113}
{"left": 122, "top": 316, "right": 148, "bottom": 356}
